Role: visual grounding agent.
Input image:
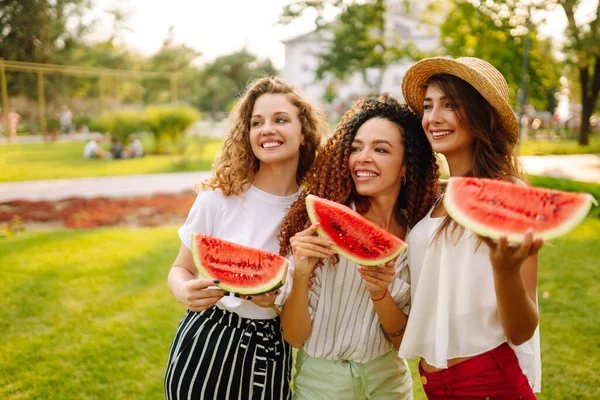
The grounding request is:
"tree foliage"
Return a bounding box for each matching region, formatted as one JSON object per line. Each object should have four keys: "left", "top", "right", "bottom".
{"left": 464, "top": 0, "right": 599, "bottom": 145}
{"left": 554, "top": 0, "right": 600, "bottom": 144}
{"left": 192, "top": 50, "right": 277, "bottom": 119}
{"left": 439, "top": 1, "right": 561, "bottom": 113}
{"left": 0, "top": 0, "right": 92, "bottom": 99}
{"left": 280, "top": 0, "right": 415, "bottom": 92}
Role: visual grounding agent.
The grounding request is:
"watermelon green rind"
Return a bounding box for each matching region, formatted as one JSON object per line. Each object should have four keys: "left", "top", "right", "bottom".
{"left": 191, "top": 233, "right": 288, "bottom": 295}
{"left": 443, "top": 178, "right": 597, "bottom": 242}
{"left": 305, "top": 195, "right": 407, "bottom": 266}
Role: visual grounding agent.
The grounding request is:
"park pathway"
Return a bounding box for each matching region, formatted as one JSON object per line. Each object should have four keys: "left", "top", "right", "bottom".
{"left": 0, "top": 155, "right": 598, "bottom": 202}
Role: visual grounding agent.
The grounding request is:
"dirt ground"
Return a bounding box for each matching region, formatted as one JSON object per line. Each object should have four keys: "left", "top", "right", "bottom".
{"left": 0, "top": 192, "right": 196, "bottom": 231}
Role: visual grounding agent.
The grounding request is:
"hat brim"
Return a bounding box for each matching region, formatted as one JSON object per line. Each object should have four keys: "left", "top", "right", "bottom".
{"left": 401, "top": 57, "right": 519, "bottom": 144}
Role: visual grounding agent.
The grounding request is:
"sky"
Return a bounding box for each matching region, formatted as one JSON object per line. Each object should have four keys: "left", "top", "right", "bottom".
{"left": 90, "top": 0, "right": 314, "bottom": 69}
{"left": 89, "top": 0, "right": 599, "bottom": 70}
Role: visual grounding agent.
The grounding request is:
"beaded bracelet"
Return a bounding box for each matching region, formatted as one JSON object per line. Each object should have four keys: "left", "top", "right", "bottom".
{"left": 382, "top": 325, "right": 406, "bottom": 339}
{"left": 371, "top": 288, "right": 388, "bottom": 302}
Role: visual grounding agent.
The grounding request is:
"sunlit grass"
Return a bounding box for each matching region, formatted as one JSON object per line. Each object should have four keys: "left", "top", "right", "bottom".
{"left": 518, "top": 136, "right": 600, "bottom": 155}
{"left": 0, "top": 138, "right": 223, "bottom": 182}
{"left": 0, "top": 227, "right": 184, "bottom": 399}
{"left": 1, "top": 217, "right": 598, "bottom": 398}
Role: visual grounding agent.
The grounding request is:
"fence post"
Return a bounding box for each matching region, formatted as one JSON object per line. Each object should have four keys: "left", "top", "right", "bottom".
{"left": 0, "top": 59, "right": 9, "bottom": 137}
{"left": 37, "top": 70, "right": 47, "bottom": 134}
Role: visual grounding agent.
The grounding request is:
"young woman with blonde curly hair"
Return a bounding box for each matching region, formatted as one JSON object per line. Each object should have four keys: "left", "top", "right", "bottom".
{"left": 277, "top": 94, "right": 440, "bottom": 399}
{"left": 164, "top": 77, "right": 326, "bottom": 400}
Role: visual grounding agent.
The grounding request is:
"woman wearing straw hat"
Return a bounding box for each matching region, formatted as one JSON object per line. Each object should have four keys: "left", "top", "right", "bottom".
{"left": 398, "top": 57, "right": 543, "bottom": 399}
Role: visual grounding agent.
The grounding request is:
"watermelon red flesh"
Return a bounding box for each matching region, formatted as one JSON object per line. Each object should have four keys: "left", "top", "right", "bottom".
{"left": 191, "top": 234, "right": 288, "bottom": 295}
{"left": 444, "top": 177, "right": 597, "bottom": 242}
{"left": 305, "top": 195, "right": 407, "bottom": 266}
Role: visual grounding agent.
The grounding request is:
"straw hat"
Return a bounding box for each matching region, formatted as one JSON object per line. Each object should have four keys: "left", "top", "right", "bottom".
{"left": 401, "top": 57, "right": 519, "bottom": 144}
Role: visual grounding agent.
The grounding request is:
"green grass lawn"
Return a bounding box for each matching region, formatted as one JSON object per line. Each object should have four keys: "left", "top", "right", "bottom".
{"left": 0, "top": 138, "right": 222, "bottom": 182}
{"left": 519, "top": 136, "right": 600, "bottom": 155}
{"left": 1, "top": 215, "right": 599, "bottom": 399}
{"left": 0, "top": 227, "right": 184, "bottom": 399}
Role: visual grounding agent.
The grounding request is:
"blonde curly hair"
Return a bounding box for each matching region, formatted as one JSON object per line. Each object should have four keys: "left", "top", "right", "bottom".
{"left": 197, "top": 77, "right": 327, "bottom": 196}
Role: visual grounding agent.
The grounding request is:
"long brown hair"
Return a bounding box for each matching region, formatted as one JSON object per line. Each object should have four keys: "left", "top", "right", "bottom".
{"left": 198, "top": 77, "right": 327, "bottom": 196}
{"left": 278, "top": 94, "right": 440, "bottom": 260}
{"left": 428, "top": 74, "right": 524, "bottom": 242}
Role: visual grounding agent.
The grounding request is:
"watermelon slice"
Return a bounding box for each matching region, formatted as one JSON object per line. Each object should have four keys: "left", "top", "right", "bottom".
{"left": 444, "top": 177, "right": 597, "bottom": 242}
{"left": 305, "top": 195, "right": 408, "bottom": 266}
{"left": 191, "top": 234, "right": 288, "bottom": 295}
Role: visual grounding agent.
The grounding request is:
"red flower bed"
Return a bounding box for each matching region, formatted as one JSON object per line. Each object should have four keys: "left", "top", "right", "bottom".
{"left": 0, "top": 192, "right": 196, "bottom": 229}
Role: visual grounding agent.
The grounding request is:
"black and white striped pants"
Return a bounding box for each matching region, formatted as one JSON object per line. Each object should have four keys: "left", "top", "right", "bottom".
{"left": 164, "top": 306, "right": 292, "bottom": 400}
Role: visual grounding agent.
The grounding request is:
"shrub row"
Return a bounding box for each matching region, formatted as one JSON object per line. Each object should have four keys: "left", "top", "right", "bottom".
{"left": 89, "top": 106, "right": 201, "bottom": 153}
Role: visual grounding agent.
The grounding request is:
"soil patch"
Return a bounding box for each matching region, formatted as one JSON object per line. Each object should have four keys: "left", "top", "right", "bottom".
{"left": 0, "top": 192, "right": 196, "bottom": 230}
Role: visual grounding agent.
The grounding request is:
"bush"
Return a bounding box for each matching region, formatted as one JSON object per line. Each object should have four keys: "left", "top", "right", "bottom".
{"left": 73, "top": 115, "right": 93, "bottom": 130}
{"left": 144, "top": 106, "right": 201, "bottom": 154}
{"left": 89, "top": 111, "right": 146, "bottom": 142}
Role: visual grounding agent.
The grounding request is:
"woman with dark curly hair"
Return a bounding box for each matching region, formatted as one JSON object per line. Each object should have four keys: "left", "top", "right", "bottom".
{"left": 164, "top": 77, "right": 326, "bottom": 400}
{"left": 276, "top": 94, "right": 440, "bottom": 399}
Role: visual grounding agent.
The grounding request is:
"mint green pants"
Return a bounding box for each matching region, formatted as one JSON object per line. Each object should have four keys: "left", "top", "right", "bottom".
{"left": 293, "top": 349, "right": 413, "bottom": 399}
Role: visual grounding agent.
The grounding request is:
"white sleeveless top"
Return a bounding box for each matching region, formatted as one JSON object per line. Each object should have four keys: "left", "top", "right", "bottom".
{"left": 398, "top": 206, "right": 542, "bottom": 392}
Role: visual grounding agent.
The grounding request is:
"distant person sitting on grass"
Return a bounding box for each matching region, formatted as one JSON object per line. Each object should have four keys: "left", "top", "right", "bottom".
{"left": 83, "top": 135, "right": 108, "bottom": 159}
{"left": 124, "top": 134, "right": 144, "bottom": 158}
{"left": 110, "top": 135, "right": 124, "bottom": 159}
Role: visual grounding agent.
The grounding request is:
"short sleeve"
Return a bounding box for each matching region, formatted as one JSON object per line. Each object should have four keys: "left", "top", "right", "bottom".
{"left": 178, "top": 190, "right": 219, "bottom": 249}
{"left": 389, "top": 251, "right": 411, "bottom": 315}
{"left": 273, "top": 258, "right": 322, "bottom": 319}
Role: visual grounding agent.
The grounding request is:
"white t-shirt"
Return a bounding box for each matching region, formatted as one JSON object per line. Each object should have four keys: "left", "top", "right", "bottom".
{"left": 399, "top": 206, "right": 542, "bottom": 392}
{"left": 178, "top": 185, "right": 301, "bottom": 320}
{"left": 83, "top": 140, "right": 99, "bottom": 158}
{"left": 128, "top": 139, "right": 143, "bottom": 157}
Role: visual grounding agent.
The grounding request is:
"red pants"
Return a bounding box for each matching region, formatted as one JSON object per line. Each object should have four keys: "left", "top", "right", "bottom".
{"left": 419, "top": 343, "right": 536, "bottom": 400}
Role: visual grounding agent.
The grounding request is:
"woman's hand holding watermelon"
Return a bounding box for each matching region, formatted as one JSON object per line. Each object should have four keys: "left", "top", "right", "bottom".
{"left": 290, "top": 223, "right": 336, "bottom": 277}
{"left": 180, "top": 278, "right": 225, "bottom": 312}
{"left": 479, "top": 229, "right": 544, "bottom": 275}
{"left": 357, "top": 260, "right": 395, "bottom": 300}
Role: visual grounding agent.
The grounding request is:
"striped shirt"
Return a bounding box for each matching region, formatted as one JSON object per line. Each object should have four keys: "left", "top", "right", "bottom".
{"left": 282, "top": 252, "right": 411, "bottom": 363}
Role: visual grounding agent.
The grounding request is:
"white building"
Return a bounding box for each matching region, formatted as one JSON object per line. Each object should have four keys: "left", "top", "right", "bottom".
{"left": 281, "top": 1, "right": 442, "bottom": 109}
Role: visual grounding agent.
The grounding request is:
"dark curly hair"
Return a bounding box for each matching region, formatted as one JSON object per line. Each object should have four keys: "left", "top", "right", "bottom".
{"left": 278, "top": 94, "right": 440, "bottom": 259}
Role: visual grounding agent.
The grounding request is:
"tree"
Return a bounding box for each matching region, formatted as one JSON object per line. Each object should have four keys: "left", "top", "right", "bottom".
{"left": 556, "top": 0, "right": 600, "bottom": 144}
{"left": 193, "top": 50, "right": 277, "bottom": 119}
{"left": 144, "top": 26, "right": 201, "bottom": 104}
{"left": 439, "top": 1, "right": 562, "bottom": 113}
{"left": 280, "top": 0, "right": 415, "bottom": 92}
{"left": 0, "top": 0, "right": 92, "bottom": 132}
{"left": 0, "top": 0, "right": 91, "bottom": 65}
{"left": 477, "top": 0, "right": 599, "bottom": 144}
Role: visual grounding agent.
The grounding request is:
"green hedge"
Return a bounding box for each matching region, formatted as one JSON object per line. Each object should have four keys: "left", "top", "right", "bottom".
{"left": 144, "top": 106, "right": 201, "bottom": 154}
{"left": 89, "top": 106, "right": 201, "bottom": 153}
{"left": 89, "top": 110, "right": 146, "bottom": 142}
